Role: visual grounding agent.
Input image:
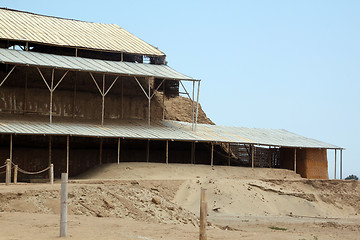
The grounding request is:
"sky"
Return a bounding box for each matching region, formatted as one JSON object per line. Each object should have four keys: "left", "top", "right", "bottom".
{"left": 1, "top": 0, "right": 359, "bottom": 179}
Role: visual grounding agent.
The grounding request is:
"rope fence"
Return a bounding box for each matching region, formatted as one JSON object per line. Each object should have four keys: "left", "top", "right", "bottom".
{"left": 2, "top": 159, "right": 54, "bottom": 185}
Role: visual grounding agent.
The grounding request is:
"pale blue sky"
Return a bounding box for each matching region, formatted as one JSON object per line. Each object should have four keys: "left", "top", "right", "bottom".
{"left": 1, "top": 0, "right": 359, "bottom": 179}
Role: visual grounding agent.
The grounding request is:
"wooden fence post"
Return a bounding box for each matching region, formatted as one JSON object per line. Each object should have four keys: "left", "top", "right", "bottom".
{"left": 5, "top": 159, "right": 11, "bottom": 185}
{"left": 13, "top": 165, "right": 18, "bottom": 184}
{"left": 199, "top": 188, "right": 207, "bottom": 240}
{"left": 60, "top": 173, "right": 68, "bottom": 237}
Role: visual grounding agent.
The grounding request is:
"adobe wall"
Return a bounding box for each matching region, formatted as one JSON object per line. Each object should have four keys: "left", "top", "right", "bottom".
{"left": 280, "top": 147, "right": 328, "bottom": 179}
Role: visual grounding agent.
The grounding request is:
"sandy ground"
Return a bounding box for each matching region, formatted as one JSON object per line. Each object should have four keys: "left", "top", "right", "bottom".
{"left": 0, "top": 163, "right": 359, "bottom": 240}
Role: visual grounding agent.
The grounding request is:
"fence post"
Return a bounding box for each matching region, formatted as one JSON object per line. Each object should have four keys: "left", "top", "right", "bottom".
{"left": 50, "top": 164, "right": 54, "bottom": 184}
{"left": 5, "top": 159, "right": 11, "bottom": 185}
{"left": 60, "top": 173, "right": 68, "bottom": 237}
{"left": 199, "top": 188, "right": 207, "bottom": 240}
{"left": 13, "top": 165, "right": 18, "bottom": 184}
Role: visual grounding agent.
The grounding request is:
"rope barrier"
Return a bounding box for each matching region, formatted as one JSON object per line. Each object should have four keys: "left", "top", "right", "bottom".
{"left": 0, "top": 164, "right": 6, "bottom": 169}
{"left": 17, "top": 166, "right": 51, "bottom": 175}
{"left": 0, "top": 170, "right": 6, "bottom": 175}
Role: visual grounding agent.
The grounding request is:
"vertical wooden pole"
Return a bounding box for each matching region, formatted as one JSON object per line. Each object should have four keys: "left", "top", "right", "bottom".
{"left": 334, "top": 149, "right": 337, "bottom": 180}
{"left": 195, "top": 81, "right": 200, "bottom": 130}
{"left": 60, "top": 173, "right": 68, "bottom": 237}
{"left": 5, "top": 159, "right": 11, "bottom": 185}
{"left": 13, "top": 165, "right": 18, "bottom": 184}
{"left": 50, "top": 164, "right": 54, "bottom": 184}
{"left": 117, "top": 138, "right": 120, "bottom": 165}
{"left": 148, "top": 77, "right": 151, "bottom": 126}
{"left": 166, "top": 140, "right": 169, "bottom": 164}
{"left": 340, "top": 149, "right": 343, "bottom": 180}
{"left": 192, "top": 81, "right": 195, "bottom": 131}
{"left": 251, "top": 145, "right": 254, "bottom": 168}
{"left": 210, "top": 142, "right": 214, "bottom": 167}
{"left": 49, "top": 136, "right": 52, "bottom": 165}
{"left": 228, "top": 143, "right": 231, "bottom": 166}
{"left": 294, "top": 148, "right": 297, "bottom": 173}
{"left": 66, "top": 136, "right": 69, "bottom": 174}
{"left": 10, "top": 134, "right": 13, "bottom": 161}
{"left": 121, "top": 78, "right": 124, "bottom": 119}
{"left": 99, "top": 138, "right": 103, "bottom": 165}
{"left": 191, "top": 142, "right": 195, "bottom": 164}
{"left": 121, "top": 52, "right": 123, "bottom": 62}
{"left": 24, "top": 67, "right": 28, "bottom": 113}
{"left": 268, "top": 146, "right": 272, "bottom": 168}
{"left": 199, "top": 188, "right": 207, "bottom": 240}
{"left": 50, "top": 69, "right": 54, "bottom": 124}
{"left": 101, "top": 74, "right": 105, "bottom": 126}
{"left": 73, "top": 72, "right": 77, "bottom": 118}
{"left": 162, "top": 80, "right": 165, "bottom": 120}
{"left": 146, "top": 140, "right": 150, "bottom": 162}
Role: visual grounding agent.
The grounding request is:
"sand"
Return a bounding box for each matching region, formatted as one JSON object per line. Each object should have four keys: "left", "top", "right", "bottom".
{"left": 0, "top": 162, "right": 359, "bottom": 240}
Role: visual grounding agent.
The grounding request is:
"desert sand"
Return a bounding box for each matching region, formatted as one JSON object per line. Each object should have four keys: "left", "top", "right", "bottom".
{"left": 0, "top": 162, "right": 359, "bottom": 240}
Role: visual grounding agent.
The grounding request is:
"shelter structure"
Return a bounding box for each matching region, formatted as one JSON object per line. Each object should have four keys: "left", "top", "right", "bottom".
{"left": 0, "top": 8, "right": 343, "bottom": 180}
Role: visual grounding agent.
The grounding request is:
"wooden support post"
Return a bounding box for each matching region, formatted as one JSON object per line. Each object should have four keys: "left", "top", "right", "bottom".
{"left": 9, "top": 134, "right": 13, "bottom": 162}
{"left": 195, "top": 81, "right": 200, "bottom": 130}
{"left": 165, "top": 140, "right": 169, "bottom": 164}
{"left": 294, "top": 148, "right": 297, "bottom": 173}
{"left": 60, "top": 173, "right": 68, "bottom": 237}
{"left": 49, "top": 136, "right": 52, "bottom": 166}
{"left": 191, "top": 142, "right": 195, "bottom": 164}
{"left": 99, "top": 138, "right": 103, "bottom": 165}
{"left": 5, "top": 159, "right": 11, "bottom": 185}
{"left": 66, "top": 136, "right": 69, "bottom": 174}
{"left": 199, "top": 188, "right": 207, "bottom": 240}
{"left": 334, "top": 149, "right": 337, "bottom": 180}
{"left": 340, "top": 149, "right": 343, "bottom": 179}
{"left": 117, "top": 138, "right": 120, "bottom": 165}
{"left": 50, "top": 69, "right": 54, "bottom": 124}
{"left": 121, "top": 78, "right": 124, "bottom": 119}
{"left": 162, "top": 81, "right": 165, "bottom": 120}
{"left": 121, "top": 52, "right": 123, "bottom": 62}
{"left": 101, "top": 74, "right": 105, "bottom": 126}
{"left": 13, "top": 165, "right": 18, "bottom": 184}
{"left": 146, "top": 140, "right": 150, "bottom": 162}
{"left": 73, "top": 72, "right": 77, "bottom": 118}
{"left": 210, "top": 142, "right": 214, "bottom": 167}
{"left": 192, "top": 81, "right": 195, "bottom": 131}
{"left": 24, "top": 67, "right": 28, "bottom": 114}
{"left": 251, "top": 145, "right": 254, "bottom": 169}
{"left": 50, "top": 164, "right": 54, "bottom": 184}
{"left": 268, "top": 146, "right": 272, "bottom": 168}
{"left": 148, "top": 77, "right": 151, "bottom": 126}
{"left": 228, "top": 143, "right": 231, "bottom": 166}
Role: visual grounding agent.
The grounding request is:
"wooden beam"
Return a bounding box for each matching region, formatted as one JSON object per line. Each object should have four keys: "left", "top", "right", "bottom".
{"left": 117, "top": 138, "right": 120, "bottom": 165}
{"left": 294, "top": 148, "right": 297, "bottom": 173}
{"left": 211, "top": 142, "right": 214, "bottom": 167}
{"left": 334, "top": 149, "right": 337, "bottom": 179}
{"left": 166, "top": 140, "right": 169, "bottom": 164}
{"left": 146, "top": 140, "right": 150, "bottom": 162}
{"left": 199, "top": 188, "right": 207, "bottom": 240}
{"left": 251, "top": 145, "right": 254, "bottom": 168}
{"left": 340, "top": 149, "right": 343, "bottom": 179}
{"left": 228, "top": 143, "right": 231, "bottom": 166}
{"left": 195, "top": 81, "right": 200, "bottom": 130}
{"left": 99, "top": 138, "right": 103, "bottom": 165}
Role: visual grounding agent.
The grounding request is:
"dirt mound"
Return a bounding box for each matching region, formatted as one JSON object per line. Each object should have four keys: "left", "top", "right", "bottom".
{"left": 76, "top": 162, "right": 301, "bottom": 180}
{"left": 0, "top": 180, "right": 199, "bottom": 226}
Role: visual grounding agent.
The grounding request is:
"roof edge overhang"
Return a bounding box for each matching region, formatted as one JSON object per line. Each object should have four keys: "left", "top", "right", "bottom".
{"left": 0, "top": 48, "right": 196, "bottom": 81}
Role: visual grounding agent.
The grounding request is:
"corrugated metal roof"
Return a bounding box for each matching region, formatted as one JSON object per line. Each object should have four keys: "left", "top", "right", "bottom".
{"left": 0, "top": 8, "right": 165, "bottom": 56}
{"left": 0, "top": 120, "right": 341, "bottom": 149}
{"left": 0, "top": 49, "right": 194, "bottom": 80}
